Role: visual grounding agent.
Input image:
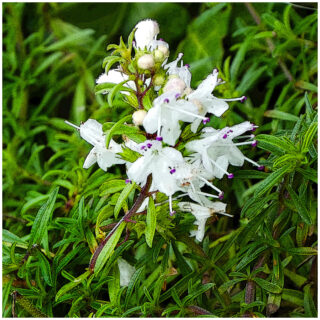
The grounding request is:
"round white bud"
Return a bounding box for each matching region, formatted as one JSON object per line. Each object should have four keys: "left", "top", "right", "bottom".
{"left": 157, "top": 44, "right": 169, "bottom": 57}
{"left": 137, "top": 54, "right": 155, "bottom": 70}
{"left": 163, "top": 77, "right": 186, "bottom": 94}
{"left": 132, "top": 110, "right": 148, "bottom": 126}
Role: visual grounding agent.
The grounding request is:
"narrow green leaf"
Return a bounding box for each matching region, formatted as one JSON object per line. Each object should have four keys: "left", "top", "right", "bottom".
{"left": 55, "top": 270, "right": 91, "bottom": 301}
{"left": 124, "top": 266, "right": 144, "bottom": 309}
{"left": 256, "top": 134, "right": 296, "bottom": 153}
{"left": 29, "top": 187, "right": 59, "bottom": 247}
{"left": 286, "top": 247, "right": 317, "bottom": 255}
{"left": 94, "top": 222, "right": 126, "bottom": 274}
{"left": 105, "top": 114, "right": 132, "bottom": 148}
{"left": 304, "top": 284, "right": 317, "bottom": 317}
{"left": 171, "top": 241, "right": 192, "bottom": 276}
{"left": 37, "top": 251, "right": 53, "bottom": 287}
{"left": 254, "top": 278, "right": 282, "bottom": 294}
{"left": 301, "top": 122, "right": 317, "bottom": 153}
{"left": 145, "top": 197, "right": 156, "bottom": 248}
{"left": 254, "top": 165, "right": 290, "bottom": 198}
{"left": 114, "top": 181, "right": 136, "bottom": 219}
{"left": 286, "top": 185, "right": 312, "bottom": 225}
{"left": 264, "top": 110, "right": 299, "bottom": 122}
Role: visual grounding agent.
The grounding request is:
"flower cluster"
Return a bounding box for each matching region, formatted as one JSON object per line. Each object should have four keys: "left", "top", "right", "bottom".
{"left": 66, "top": 19, "right": 263, "bottom": 243}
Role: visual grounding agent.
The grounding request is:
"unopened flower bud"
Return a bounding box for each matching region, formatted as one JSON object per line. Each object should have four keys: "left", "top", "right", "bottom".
{"left": 132, "top": 110, "right": 147, "bottom": 126}
{"left": 137, "top": 54, "right": 155, "bottom": 70}
{"left": 154, "top": 49, "right": 164, "bottom": 63}
{"left": 157, "top": 44, "right": 169, "bottom": 57}
{"left": 163, "top": 77, "right": 186, "bottom": 94}
{"left": 153, "top": 74, "right": 165, "bottom": 86}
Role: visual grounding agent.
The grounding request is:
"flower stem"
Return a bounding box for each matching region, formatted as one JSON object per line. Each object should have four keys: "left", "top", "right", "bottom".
{"left": 89, "top": 175, "right": 152, "bottom": 271}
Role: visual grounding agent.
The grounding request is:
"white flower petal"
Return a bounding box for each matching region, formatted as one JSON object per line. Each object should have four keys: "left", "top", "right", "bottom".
{"left": 134, "top": 19, "right": 159, "bottom": 49}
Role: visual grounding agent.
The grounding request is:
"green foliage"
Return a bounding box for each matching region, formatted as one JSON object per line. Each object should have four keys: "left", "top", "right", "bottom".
{"left": 3, "top": 2, "right": 317, "bottom": 318}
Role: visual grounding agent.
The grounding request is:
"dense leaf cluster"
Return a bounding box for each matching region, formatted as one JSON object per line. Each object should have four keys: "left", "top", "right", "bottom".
{"left": 3, "top": 3, "right": 317, "bottom": 318}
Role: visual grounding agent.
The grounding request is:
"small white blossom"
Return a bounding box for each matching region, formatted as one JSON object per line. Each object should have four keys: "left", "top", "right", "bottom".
{"left": 118, "top": 258, "right": 136, "bottom": 287}
{"left": 65, "top": 119, "right": 125, "bottom": 171}
{"left": 187, "top": 68, "right": 246, "bottom": 132}
{"left": 179, "top": 201, "right": 228, "bottom": 242}
{"left": 127, "top": 140, "right": 185, "bottom": 214}
{"left": 186, "top": 121, "right": 261, "bottom": 178}
{"left": 143, "top": 91, "right": 207, "bottom": 146}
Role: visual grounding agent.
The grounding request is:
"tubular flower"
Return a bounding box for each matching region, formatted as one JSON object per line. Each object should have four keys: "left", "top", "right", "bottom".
{"left": 65, "top": 119, "right": 125, "bottom": 171}
{"left": 134, "top": 19, "right": 160, "bottom": 50}
{"left": 186, "top": 121, "right": 261, "bottom": 179}
{"left": 179, "top": 201, "right": 228, "bottom": 242}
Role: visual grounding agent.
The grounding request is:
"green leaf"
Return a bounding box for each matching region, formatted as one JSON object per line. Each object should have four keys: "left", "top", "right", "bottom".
{"left": 254, "top": 278, "right": 282, "bottom": 294}
{"left": 37, "top": 251, "right": 53, "bottom": 287}
{"left": 301, "top": 122, "right": 317, "bottom": 153}
{"left": 29, "top": 187, "right": 59, "bottom": 247}
{"left": 286, "top": 247, "right": 317, "bottom": 256}
{"left": 124, "top": 266, "right": 144, "bottom": 309}
{"left": 114, "top": 181, "right": 136, "bottom": 219}
{"left": 118, "top": 146, "right": 142, "bottom": 163}
{"left": 105, "top": 114, "right": 132, "bottom": 148}
{"left": 256, "top": 134, "right": 296, "bottom": 153}
{"left": 286, "top": 185, "right": 312, "bottom": 225}
{"left": 99, "top": 179, "right": 126, "bottom": 196}
{"left": 282, "top": 289, "right": 304, "bottom": 306}
{"left": 94, "top": 222, "right": 126, "bottom": 274}
{"left": 296, "top": 168, "right": 317, "bottom": 183}
{"left": 145, "top": 197, "right": 156, "bottom": 248}
{"left": 171, "top": 241, "right": 192, "bottom": 276}
{"left": 264, "top": 110, "right": 299, "bottom": 122}
{"left": 55, "top": 270, "right": 91, "bottom": 301}
{"left": 107, "top": 80, "right": 132, "bottom": 107}
{"left": 235, "top": 244, "right": 269, "bottom": 271}
{"left": 254, "top": 165, "right": 290, "bottom": 198}
{"left": 304, "top": 284, "right": 317, "bottom": 317}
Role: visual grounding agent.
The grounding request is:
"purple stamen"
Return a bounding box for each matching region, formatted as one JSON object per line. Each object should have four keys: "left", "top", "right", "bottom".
{"left": 251, "top": 141, "right": 258, "bottom": 147}
{"left": 170, "top": 168, "right": 176, "bottom": 174}
{"left": 169, "top": 210, "right": 176, "bottom": 216}
{"left": 140, "top": 145, "right": 146, "bottom": 150}
{"left": 227, "top": 173, "right": 234, "bottom": 179}
{"left": 147, "top": 143, "right": 152, "bottom": 148}
{"left": 218, "top": 192, "right": 224, "bottom": 200}
{"left": 159, "top": 38, "right": 163, "bottom": 41}
{"left": 223, "top": 134, "right": 228, "bottom": 139}
{"left": 185, "top": 64, "right": 190, "bottom": 68}
{"left": 125, "top": 179, "right": 132, "bottom": 184}
{"left": 227, "top": 130, "right": 233, "bottom": 133}
{"left": 240, "top": 96, "right": 247, "bottom": 103}
{"left": 202, "top": 117, "right": 210, "bottom": 124}
{"left": 156, "top": 136, "right": 163, "bottom": 141}
{"left": 164, "top": 98, "right": 169, "bottom": 103}
{"left": 258, "top": 166, "right": 265, "bottom": 171}
{"left": 175, "top": 93, "right": 181, "bottom": 99}
{"left": 213, "top": 68, "right": 219, "bottom": 73}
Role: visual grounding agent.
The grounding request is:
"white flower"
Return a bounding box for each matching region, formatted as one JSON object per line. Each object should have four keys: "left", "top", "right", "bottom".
{"left": 118, "top": 258, "right": 136, "bottom": 287}
{"left": 179, "top": 201, "right": 228, "bottom": 242}
{"left": 187, "top": 68, "right": 246, "bottom": 133}
{"left": 96, "top": 69, "right": 136, "bottom": 95}
{"left": 143, "top": 91, "right": 207, "bottom": 146}
{"left": 134, "top": 19, "right": 160, "bottom": 50}
{"left": 164, "top": 53, "right": 191, "bottom": 88}
{"left": 186, "top": 121, "right": 261, "bottom": 179}
{"left": 127, "top": 140, "right": 185, "bottom": 214}
{"left": 65, "top": 119, "right": 125, "bottom": 171}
